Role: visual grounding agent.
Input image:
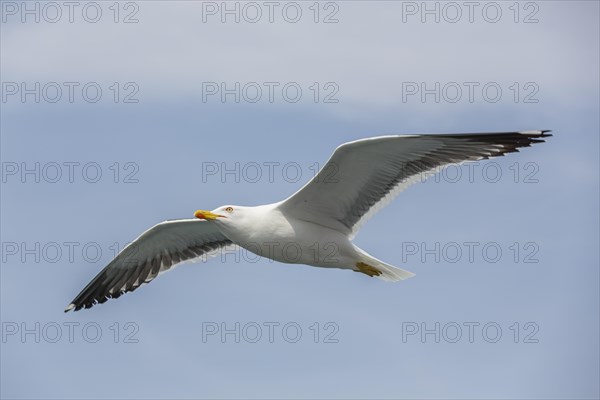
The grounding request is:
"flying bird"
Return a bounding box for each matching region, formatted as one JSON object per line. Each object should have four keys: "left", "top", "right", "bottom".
{"left": 65, "top": 130, "right": 551, "bottom": 311}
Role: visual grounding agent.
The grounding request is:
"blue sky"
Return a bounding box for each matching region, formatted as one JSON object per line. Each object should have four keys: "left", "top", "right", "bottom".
{"left": 1, "top": 1, "right": 599, "bottom": 399}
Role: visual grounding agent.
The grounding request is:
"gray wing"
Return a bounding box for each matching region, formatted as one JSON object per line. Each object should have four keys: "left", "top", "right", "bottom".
{"left": 278, "top": 130, "right": 551, "bottom": 238}
{"left": 65, "top": 219, "right": 232, "bottom": 312}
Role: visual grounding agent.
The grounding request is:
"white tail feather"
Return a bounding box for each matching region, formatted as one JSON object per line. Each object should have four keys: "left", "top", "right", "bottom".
{"left": 355, "top": 247, "right": 415, "bottom": 282}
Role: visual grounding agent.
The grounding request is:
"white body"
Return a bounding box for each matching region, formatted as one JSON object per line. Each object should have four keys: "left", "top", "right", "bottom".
{"left": 211, "top": 203, "right": 413, "bottom": 280}
{"left": 213, "top": 203, "right": 358, "bottom": 269}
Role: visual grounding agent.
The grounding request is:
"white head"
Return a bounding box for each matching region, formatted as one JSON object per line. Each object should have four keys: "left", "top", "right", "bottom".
{"left": 193, "top": 205, "right": 248, "bottom": 226}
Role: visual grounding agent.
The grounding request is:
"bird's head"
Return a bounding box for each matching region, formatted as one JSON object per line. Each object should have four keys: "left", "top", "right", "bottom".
{"left": 194, "top": 205, "right": 238, "bottom": 222}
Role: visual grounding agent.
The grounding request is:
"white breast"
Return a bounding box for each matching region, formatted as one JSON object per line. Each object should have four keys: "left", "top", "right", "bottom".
{"left": 216, "top": 204, "right": 358, "bottom": 269}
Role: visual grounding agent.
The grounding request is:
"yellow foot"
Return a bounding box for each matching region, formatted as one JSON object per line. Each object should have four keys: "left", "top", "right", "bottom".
{"left": 354, "top": 262, "right": 382, "bottom": 277}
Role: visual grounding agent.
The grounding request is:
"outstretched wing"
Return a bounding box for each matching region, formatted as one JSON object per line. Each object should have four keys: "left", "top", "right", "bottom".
{"left": 65, "top": 219, "right": 232, "bottom": 312}
{"left": 278, "top": 130, "right": 551, "bottom": 238}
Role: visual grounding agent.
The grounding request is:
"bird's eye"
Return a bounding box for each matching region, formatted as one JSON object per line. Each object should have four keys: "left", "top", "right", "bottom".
{"left": 225, "top": 207, "right": 234, "bottom": 213}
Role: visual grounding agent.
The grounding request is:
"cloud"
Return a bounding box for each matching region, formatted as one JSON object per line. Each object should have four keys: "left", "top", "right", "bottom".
{"left": 2, "top": 1, "right": 598, "bottom": 110}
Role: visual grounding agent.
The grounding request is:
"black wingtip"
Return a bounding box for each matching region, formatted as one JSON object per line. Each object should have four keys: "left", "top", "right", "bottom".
{"left": 519, "top": 130, "right": 552, "bottom": 136}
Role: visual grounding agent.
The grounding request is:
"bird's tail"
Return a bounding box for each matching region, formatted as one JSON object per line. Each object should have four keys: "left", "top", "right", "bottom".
{"left": 354, "top": 247, "right": 415, "bottom": 282}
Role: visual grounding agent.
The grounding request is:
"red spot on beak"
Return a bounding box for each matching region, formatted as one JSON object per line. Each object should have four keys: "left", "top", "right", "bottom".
{"left": 194, "top": 210, "right": 206, "bottom": 219}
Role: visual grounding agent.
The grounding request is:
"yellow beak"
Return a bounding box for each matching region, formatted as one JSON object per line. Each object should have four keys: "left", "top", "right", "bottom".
{"left": 194, "top": 210, "right": 223, "bottom": 220}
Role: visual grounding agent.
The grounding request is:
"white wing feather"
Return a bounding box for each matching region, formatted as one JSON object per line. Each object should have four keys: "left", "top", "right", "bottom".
{"left": 65, "top": 219, "right": 232, "bottom": 311}
{"left": 278, "top": 131, "right": 551, "bottom": 238}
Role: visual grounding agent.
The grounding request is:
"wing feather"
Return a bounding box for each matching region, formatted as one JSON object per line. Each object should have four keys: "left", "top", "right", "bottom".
{"left": 65, "top": 219, "right": 232, "bottom": 312}
{"left": 278, "top": 131, "right": 551, "bottom": 238}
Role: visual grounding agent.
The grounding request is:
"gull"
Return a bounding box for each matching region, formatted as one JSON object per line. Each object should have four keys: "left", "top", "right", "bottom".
{"left": 65, "top": 130, "right": 550, "bottom": 311}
